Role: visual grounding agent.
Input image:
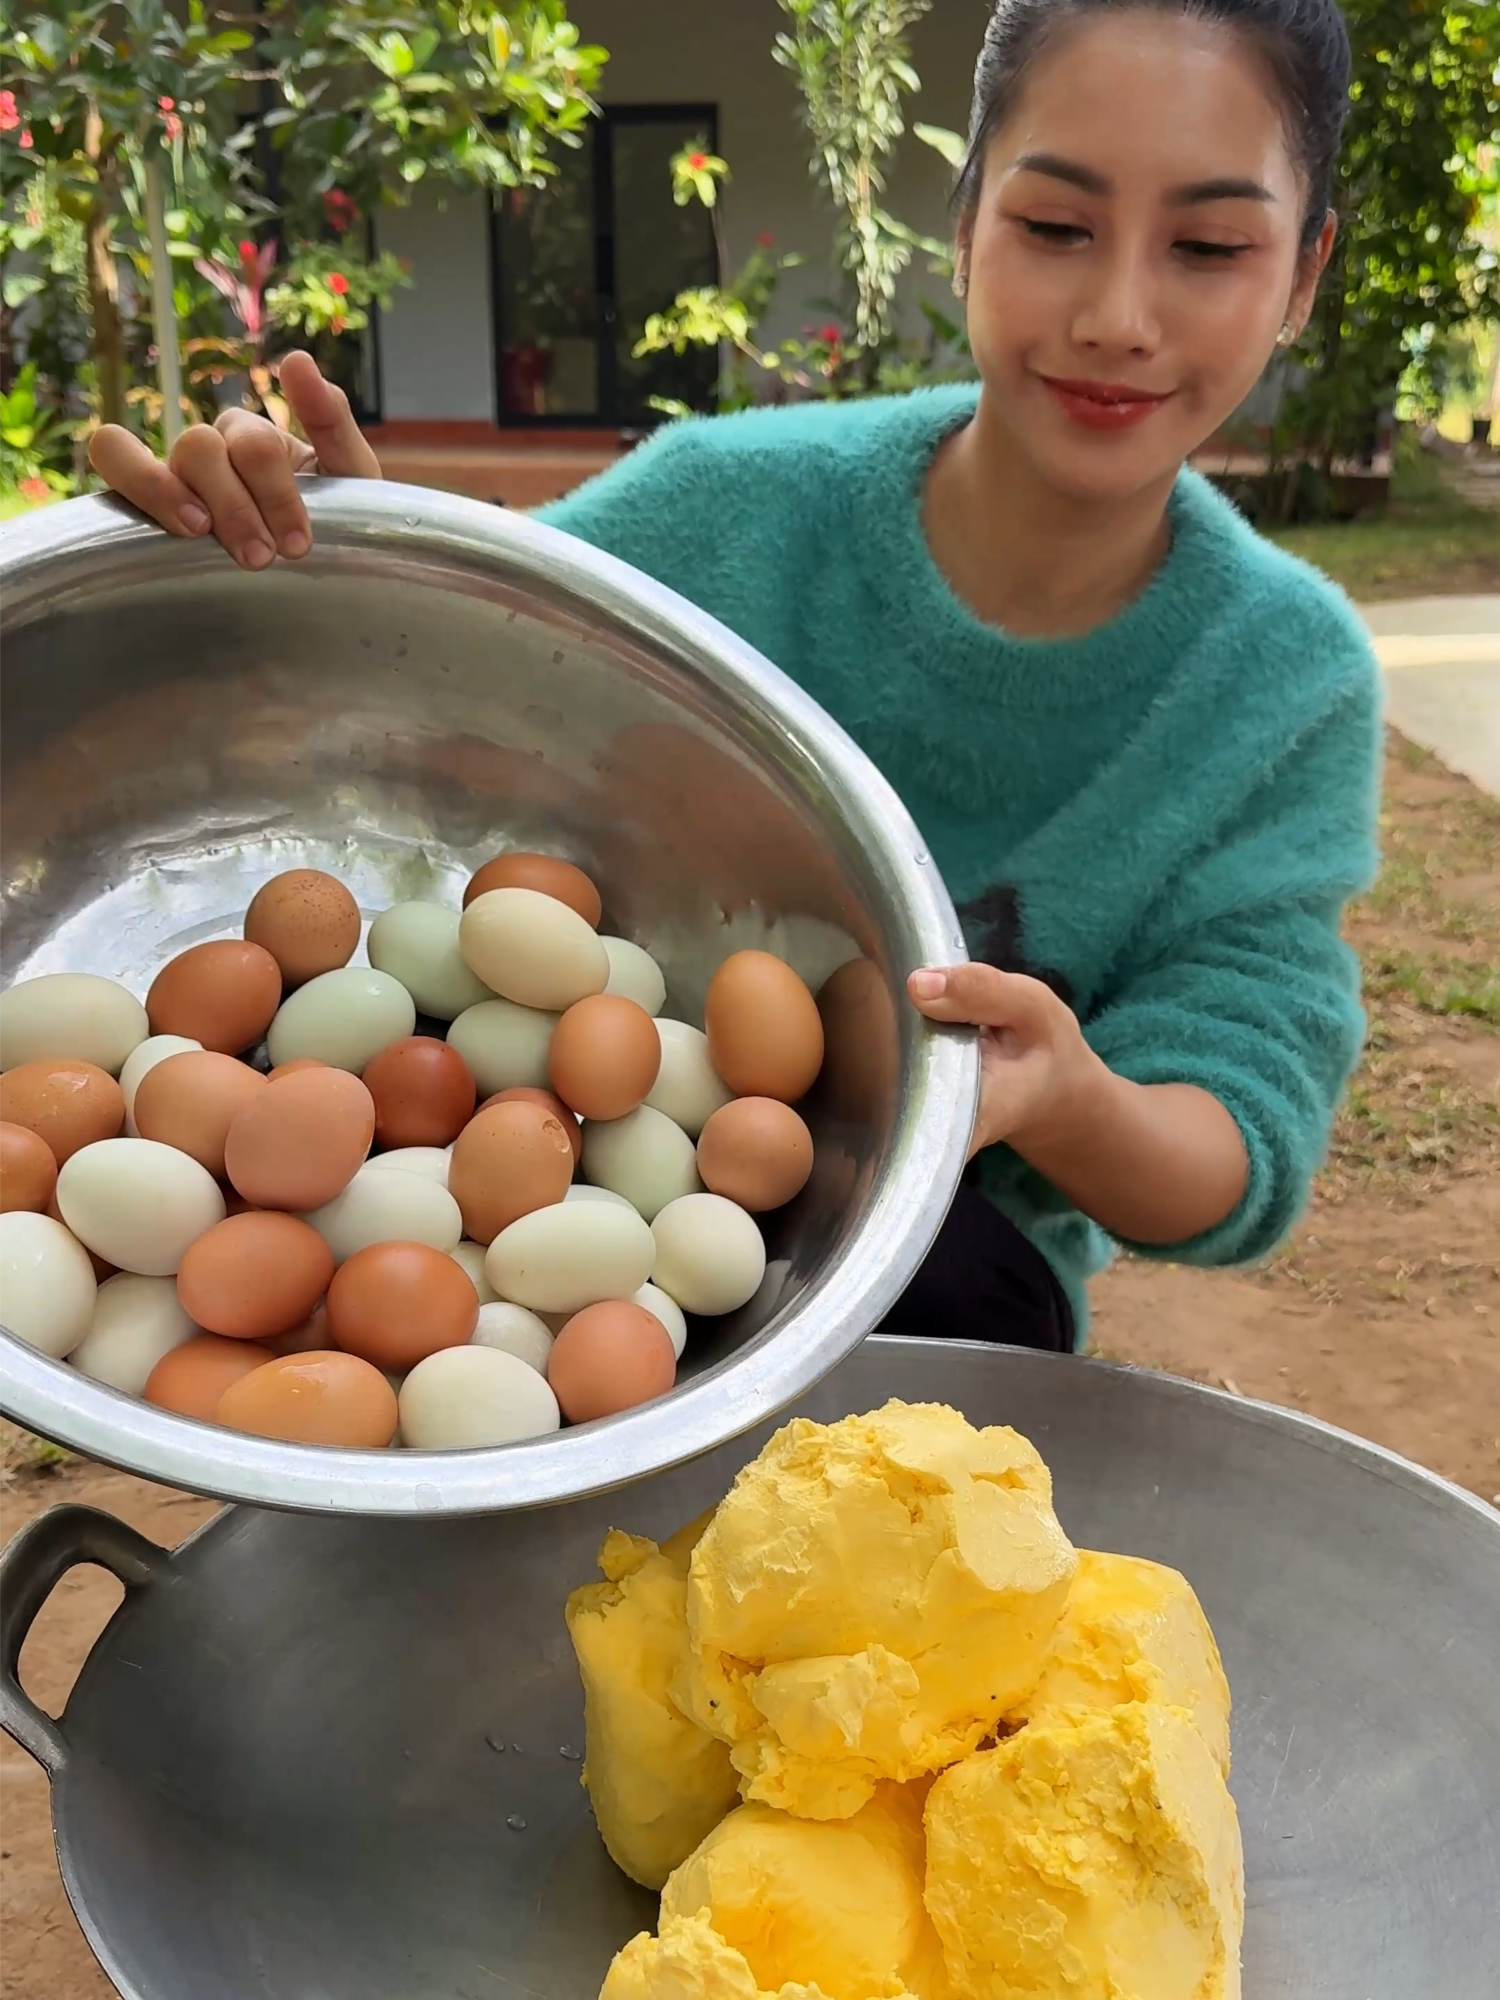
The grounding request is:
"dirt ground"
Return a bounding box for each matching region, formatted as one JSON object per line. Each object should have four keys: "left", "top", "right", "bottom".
{"left": 0, "top": 732, "right": 1495, "bottom": 1999}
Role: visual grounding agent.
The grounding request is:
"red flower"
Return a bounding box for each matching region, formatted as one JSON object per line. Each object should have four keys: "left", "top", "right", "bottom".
{"left": 687, "top": 151, "right": 708, "bottom": 171}
{"left": 20, "top": 477, "right": 50, "bottom": 501}
{"left": 322, "top": 188, "right": 360, "bottom": 233}
{"left": 328, "top": 271, "right": 350, "bottom": 297}
{"left": 239, "top": 238, "right": 259, "bottom": 272}
{"left": 0, "top": 90, "right": 19, "bottom": 132}
{"left": 330, "top": 313, "right": 346, "bottom": 336}
{"left": 18, "top": 128, "right": 32, "bottom": 150}
{"left": 157, "top": 95, "right": 175, "bottom": 110}
{"left": 756, "top": 231, "right": 775, "bottom": 247}
{"left": 819, "top": 323, "right": 842, "bottom": 345}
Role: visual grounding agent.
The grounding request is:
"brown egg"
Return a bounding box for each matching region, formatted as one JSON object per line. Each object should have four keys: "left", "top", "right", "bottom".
{"left": 267, "top": 1057, "right": 328, "bottom": 1083}
{"left": 269, "top": 1305, "right": 329, "bottom": 1356}
{"left": 145, "top": 1335, "right": 277, "bottom": 1422}
{"left": 0, "top": 1120, "right": 58, "bottom": 1213}
{"left": 705, "top": 951, "right": 824, "bottom": 1102}
{"left": 814, "top": 957, "right": 899, "bottom": 1125}
{"left": 146, "top": 940, "right": 283, "bottom": 1055}
{"left": 447, "top": 1100, "right": 575, "bottom": 1245}
{"left": 177, "top": 1212, "right": 335, "bottom": 1340}
{"left": 548, "top": 994, "right": 661, "bottom": 1122}
{"left": 696, "top": 1098, "right": 815, "bottom": 1212}
{"left": 244, "top": 870, "right": 362, "bottom": 987}
{"left": 463, "top": 852, "right": 602, "bottom": 927}
{"left": 0, "top": 1059, "right": 124, "bottom": 1164}
{"left": 326, "top": 1242, "right": 479, "bottom": 1371}
{"left": 215, "top": 1351, "right": 398, "bottom": 1448}
{"left": 223, "top": 1068, "right": 374, "bottom": 1210}
{"left": 478, "top": 1087, "right": 581, "bottom": 1162}
{"left": 46, "top": 1188, "right": 116, "bottom": 1282}
{"left": 363, "top": 1036, "right": 475, "bottom": 1149}
{"left": 547, "top": 1302, "right": 676, "bottom": 1424}
{"left": 133, "top": 1051, "right": 267, "bottom": 1178}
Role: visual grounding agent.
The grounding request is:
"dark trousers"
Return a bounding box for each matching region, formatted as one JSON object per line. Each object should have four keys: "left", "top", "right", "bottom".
{"left": 878, "top": 1181, "right": 1075, "bottom": 1353}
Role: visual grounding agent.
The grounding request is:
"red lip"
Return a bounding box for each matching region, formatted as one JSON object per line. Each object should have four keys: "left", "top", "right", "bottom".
{"left": 1040, "top": 376, "right": 1172, "bottom": 431}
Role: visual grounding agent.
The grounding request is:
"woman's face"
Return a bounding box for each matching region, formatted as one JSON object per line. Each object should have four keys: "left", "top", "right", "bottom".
{"left": 960, "top": 12, "right": 1330, "bottom": 503}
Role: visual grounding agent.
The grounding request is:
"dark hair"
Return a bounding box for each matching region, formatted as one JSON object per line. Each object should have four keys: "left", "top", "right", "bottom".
{"left": 957, "top": 0, "right": 1351, "bottom": 249}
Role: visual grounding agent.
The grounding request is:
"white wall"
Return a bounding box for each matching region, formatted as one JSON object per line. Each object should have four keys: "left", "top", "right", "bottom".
{"left": 375, "top": 189, "right": 495, "bottom": 421}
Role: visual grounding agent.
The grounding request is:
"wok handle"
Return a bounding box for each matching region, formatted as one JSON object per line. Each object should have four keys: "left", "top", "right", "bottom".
{"left": 0, "top": 1503, "right": 172, "bottom": 1777}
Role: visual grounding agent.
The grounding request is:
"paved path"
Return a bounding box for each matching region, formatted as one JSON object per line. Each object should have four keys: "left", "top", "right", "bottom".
{"left": 1362, "top": 595, "right": 1500, "bottom": 796}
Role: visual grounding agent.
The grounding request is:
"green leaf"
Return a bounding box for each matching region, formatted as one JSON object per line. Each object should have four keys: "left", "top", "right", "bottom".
{"left": 913, "top": 122, "right": 965, "bottom": 168}
{"left": 399, "top": 157, "right": 426, "bottom": 183}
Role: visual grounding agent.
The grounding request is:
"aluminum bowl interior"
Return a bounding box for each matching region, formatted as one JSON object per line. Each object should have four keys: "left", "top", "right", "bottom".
{"left": 0, "top": 487, "right": 977, "bottom": 1513}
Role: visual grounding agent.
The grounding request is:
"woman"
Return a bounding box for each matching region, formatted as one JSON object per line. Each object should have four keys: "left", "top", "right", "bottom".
{"left": 92, "top": 0, "right": 1381, "bottom": 1355}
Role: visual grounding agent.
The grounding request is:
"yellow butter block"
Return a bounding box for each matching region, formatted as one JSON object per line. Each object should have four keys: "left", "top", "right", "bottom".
{"left": 601, "top": 1910, "right": 849, "bottom": 2000}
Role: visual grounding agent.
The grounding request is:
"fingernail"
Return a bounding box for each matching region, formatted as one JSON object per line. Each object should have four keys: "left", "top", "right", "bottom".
{"left": 910, "top": 969, "right": 946, "bottom": 1000}
{"left": 180, "top": 504, "right": 211, "bottom": 535}
{"left": 281, "top": 529, "right": 310, "bottom": 559}
{"left": 241, "top": 540, "right": 275, "bottom": 571}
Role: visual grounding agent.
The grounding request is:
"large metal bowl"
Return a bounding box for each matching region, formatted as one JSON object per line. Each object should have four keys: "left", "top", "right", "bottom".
{"left": 2, "top": 1339, "right": 1497, "bottom": 2000}
{"left": 0, "top": 487, "right": 977, "bottom": 1514}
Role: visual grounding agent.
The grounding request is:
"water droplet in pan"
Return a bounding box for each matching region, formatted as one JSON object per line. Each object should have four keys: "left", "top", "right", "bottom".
{"left": 507, "top": 1815, "right": 528, "bottom": 1832}
{"left": 558, "top": 1744, "right": 583, "bottom": 1762}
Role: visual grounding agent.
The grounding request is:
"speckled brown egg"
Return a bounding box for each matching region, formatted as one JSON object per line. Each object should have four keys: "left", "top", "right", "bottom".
{"left": 363, "top": 1036, "right": 475, "bottom": 1149}
{"left": 177, "top": 1211, "right": 335, "bottom": 1340}
{"left": 546, "top": 1301, "right": 676, "bottom": 1423}
{"left": 447, "top": 1099, "right": 575, "bottom": 1245}
{"left": 215, "top": 1351, "right": 397, "bottom": 1447}
{"left": 145, "top": 1334, "right": 277, "bottom": 1422}
{"left": 326, "top": 1241, "right": 479, "bottom": 1371}
{"left": 704, "top": 951, "right": 824, "bottom": 1102}
{"left": 146, "top": 940, "right": 283, "bottom": 1055}
{"left": 696, "top": 1097, "right": 815, "bottom": 1212}
{"left": 0, "top": 1059, "right": 124, "bottom": 1164}
{"left": 244, "top": 870, "right": 362, "bottom": 987}
{"left": 223, "top": 1067, "right": 374, "bottom": 1211}
{"left": 132, "top": 1051, "right": 267, "bottom": 1178}
{"left": 0, "top": 1120, "right": 58, "bottom": 1213}
{"left": 463, "top": 853, "right": 602, "bottom": 927}
{"left": 478, "top": 1086, "right": 582, "bottom": 1162}
{"left": 548, "top": 994, "right": 661, "bottom": 1123}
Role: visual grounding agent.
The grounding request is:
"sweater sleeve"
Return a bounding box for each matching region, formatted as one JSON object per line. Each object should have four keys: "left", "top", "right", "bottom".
{"left": 1083, "top": 663, "right": 1382, "bottom": 1267}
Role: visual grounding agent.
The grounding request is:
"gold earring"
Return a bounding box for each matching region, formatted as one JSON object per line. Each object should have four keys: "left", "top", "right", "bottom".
{"left": 1276, "top": 322, "right": 1295, "bottom": 348}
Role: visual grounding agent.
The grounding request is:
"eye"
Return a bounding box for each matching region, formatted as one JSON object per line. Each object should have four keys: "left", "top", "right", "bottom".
{"left": 1175, "top": 239, "right": 1249, "bottom": 262}
{"left": 1019, "top": 219, "right": 1090, "bottom": 246}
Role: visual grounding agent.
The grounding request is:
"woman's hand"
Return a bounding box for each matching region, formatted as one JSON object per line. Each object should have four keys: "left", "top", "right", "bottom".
{"left": 88, "top": 350, "right": 381, "bottom": 571}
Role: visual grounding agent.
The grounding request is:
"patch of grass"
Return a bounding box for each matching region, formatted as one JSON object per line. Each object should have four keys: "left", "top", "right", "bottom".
{"left": 0, "top": 1422, "right": 77, "bottom": 1482}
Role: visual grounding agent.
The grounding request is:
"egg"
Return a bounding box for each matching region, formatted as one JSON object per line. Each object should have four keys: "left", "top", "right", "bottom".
{"left": 815, "top": 957, "right": 900, "bottom": 1124}
{"left": 0, "top": 1210, "right": 98, "bottom": 1357}
{"left": 265, "top": 966, "right": 416, "bottom": 1074}
{"left": 0, "top": 1059, "right": 125, "bottom": 1165}
{"left": 0, "top": 1120, "right": 58, "bottom": 1213}
{"left": 366, "top": 1146, "right": 452, "bottom": 1186}
{"left": 46, "top": 1188, "right": 116, "bottom": 1282}
{"left": 546, "top": 1301, "right": 677, "bottom": 1423}
{"left": 223, "top": 1067, "right": 374, "bottom": 1211}
{"left": 326, "top": 1241, "right": 480, "bottom": 1371}
{"left": 582, "top": 1106, "right": 702, "bottom": 1223}
{"left": 601, "top": 937, "right": 667, "bottom": 1016}
{"left": 367, "top": 902, "right": 493, "bottom": 1020}
{"left": 447, "top": 1099, "right": 575, "bottom": 1245}
{"left": 484, "top": 1201, "right": 655, "bottom": 1317}
{"left": 301, "top": 1163, "right": 463, "bottom": 1264}
{"left": 398, "top": 1343, "right": 561, "bottom": 1448}
{"left": 146, "top": 940, "right": 283, "bottom": 1055}
{"left": 266, "top": 1057, "right": 328, "bottom": 1082}
{"left": 363, "top": 1035, "right": 475, "bottom": 1149}
{"left": 651, "top": 1193, "right": 766, "bottom": 1316}
{"left": 68, "top": 1273, "right": 199, "bottom": 1394}
{"left": 459, "top": 888, "right": 609, "bottom": 1012}
{"left": 119, "top": 1033, "right": 203, "bottom": 1132}
{"left": 132, "top": 1051, "right": 268, "bottom": 1178}
{"left": 633, "top": 1281, "right": 688, "bottom": 1360}
{"left": 450, "top": 1240, "right": 500, "bottom": 1303}
{"left": 215, "top": 1350, "right": 398, "bottom": 1447}
{"left": 144, "top": 1333, "right": 277, "bottom": 1421}
{"left": 565, "top": 1183, "right": 636, "bottom": 1209}
{"left": 176, "top": 1212, "right": 334, "bottom": 1340}
{"left": 243, "top": 869, "right": 362, "bottom": 987}
{"left": 696, "top": 1098, "right": 815, "bottom": 1212}
{"left": 446, "top": 997, "right": 558, "bottom": 1096}
{"left": 548, "top": 994, "right": 661, "bottom": 1122}
{"left": 705, "top": 950, "right": 824, "bottom": 1102}
{"left": 479, "top": 1086, "right": 582, "bottom": 1162}
{"left": 269, "top": 1305, "right": 330, "bottom": 1356}
{"left": 56, "top": 1138, "right": 226, "bottom": 1276}
{"left": 470, "top": 1300, "right": 555, "bottom": 1374}
{"left": 645, "top": 1020, "right": 732, "bottom": 1138}
{"left": 0, "top": 972, "right": 150, "bottom": 1077}
{"left": 463, "top": 853, "right": 603, "bottom": 928}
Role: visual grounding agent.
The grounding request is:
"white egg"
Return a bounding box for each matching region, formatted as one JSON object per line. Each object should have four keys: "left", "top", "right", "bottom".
{"left": 56, "top": 1139, "right": 225, "bottom": 1276}
{"left": 266, "top": 966, "right": 416, "bottom": 1073}
{"left": 459, "top": 887, "right": 608, "bottom": 1012}
{"left": 0, "top": 1211, "right": 98, "bottom": 1358}
{"left": 564, "top": 1183, "right": 636, "bottom": 1209}
{"left": 582, "top": 1106, "right": 702, "bottom": 1223}
{"left": 367, "top": 902, "right": 493, "bottom": 1021}
{"left": 471, "top": 1301, "right": 554, "bottom": 1374}
{"left": 446, "top": 997, "right": 557, "bottom": 1096}
{"left": 645, "top": 1019, "right": 732, "bottom": 1138}
{"left": 399, "top": 1344, "right": 560, "bottom": 1448}
{"left": 119, "top": 1034, "right": 203, "bottom": 1135}
{"left": 485, "top": 1201, "right": 655, "bottom": 1317}
{"left": 633, "top": 1281, "right": 688, "bottom": 1360}
{"left": 602, "top": 937, "right": 667, "bottom": 1017}
{"left": 69, "top": 1273, "right": 199, "bottom": 1395}
{"left": 450, "top": 1239, "right": 499, "bottom": 1304}
{"left": 365, "top": 1146, "right": 452, "bottom": 1187}
{"left": 302, "top": 1163, "right": 462, "bottom": 1264}
{"left": 0, "top": 973, "right": 150, "bottom": 1077}
{"left": 651, "top": 1194, "right": 765, "bottom": 1317}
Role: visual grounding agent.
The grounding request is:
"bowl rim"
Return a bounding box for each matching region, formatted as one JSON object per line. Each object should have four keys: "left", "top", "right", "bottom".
{"left": 0, "top": 481, "right": 979, "bottom": 1515}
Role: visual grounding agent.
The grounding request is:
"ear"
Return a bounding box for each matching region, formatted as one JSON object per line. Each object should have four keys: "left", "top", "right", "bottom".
{"left": 1282, "top": 209, "right": 1337, "bottom": 341}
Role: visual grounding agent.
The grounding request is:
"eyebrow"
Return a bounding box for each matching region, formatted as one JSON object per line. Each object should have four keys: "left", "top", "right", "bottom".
{"left": 1012, "top": 152, "right": 1276, "bottom": 206}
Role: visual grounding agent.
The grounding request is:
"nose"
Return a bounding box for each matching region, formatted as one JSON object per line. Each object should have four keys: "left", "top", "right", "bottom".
{"left": 1070, "top": 240, "right": 1161, "bottom": 357}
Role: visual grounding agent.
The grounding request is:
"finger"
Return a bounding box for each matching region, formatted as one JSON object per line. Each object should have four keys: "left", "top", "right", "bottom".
{"left": 276, "top": 351, "right": 382, "bottom": 478}
{"left": 216, "top": 409, "right": 314, "bottom": 560}
{"left": 908, "top": 964, "right": 1055, "bottom": 1029}
{"left": 89, "top": 426, "right": 213, "bottom": 538}
{"left": 168, "top": 426, "right": 277, "bottom": 570}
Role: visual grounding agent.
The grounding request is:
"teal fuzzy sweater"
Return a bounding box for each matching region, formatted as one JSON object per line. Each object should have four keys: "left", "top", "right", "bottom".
{"left": 539, "top": 388, "right": 1382, "bottom": 1336}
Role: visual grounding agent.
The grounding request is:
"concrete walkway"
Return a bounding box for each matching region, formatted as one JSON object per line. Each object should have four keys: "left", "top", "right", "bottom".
{"left": 1362, "top": 595, "right": 1500, "bottom": 796}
